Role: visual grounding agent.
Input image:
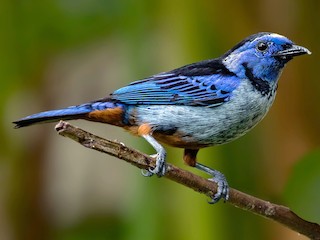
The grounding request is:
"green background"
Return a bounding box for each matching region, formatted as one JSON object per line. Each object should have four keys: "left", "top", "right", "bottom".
{"left": 1, "top": 1, "right": 319, "bottom": 239}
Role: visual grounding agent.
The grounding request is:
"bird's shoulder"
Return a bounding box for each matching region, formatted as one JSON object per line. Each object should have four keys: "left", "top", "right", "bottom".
{"left": 167, "top": 58, "right": 235, "bottom": 77}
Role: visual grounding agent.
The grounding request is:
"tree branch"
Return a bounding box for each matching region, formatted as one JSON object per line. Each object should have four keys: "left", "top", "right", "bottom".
{"left": 55, "top": 120, "right": 320, "bottom": 240}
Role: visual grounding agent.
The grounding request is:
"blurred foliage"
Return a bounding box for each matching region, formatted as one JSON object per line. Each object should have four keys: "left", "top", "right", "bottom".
{"left": 1, "top": 0, "right": 319, "bottom": 240}
{"left": 284, "top": 149, "right": 320, "bottom": 223}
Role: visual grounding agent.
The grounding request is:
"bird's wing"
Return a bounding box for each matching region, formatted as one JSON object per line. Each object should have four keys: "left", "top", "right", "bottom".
{"left": 111, "top": 60, "right": 241, "bottom": 107}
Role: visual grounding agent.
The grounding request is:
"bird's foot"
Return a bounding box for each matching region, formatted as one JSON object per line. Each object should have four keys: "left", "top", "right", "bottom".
{"left": 141, "top": 151, "right": 167, "bottom": 177}
{"left": 208, "top": 172, "right": 229, "bottom": 204}
{"left": 195, "top": 163, "right": 229, "bottom": 204}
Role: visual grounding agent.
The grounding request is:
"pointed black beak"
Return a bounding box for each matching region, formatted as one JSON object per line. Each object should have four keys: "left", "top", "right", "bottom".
{"left": 275, "top": 44, "right": 311, "bottom": 59}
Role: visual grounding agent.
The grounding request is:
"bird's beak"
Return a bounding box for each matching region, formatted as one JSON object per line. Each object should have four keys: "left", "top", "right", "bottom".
{"left": 275, "top": 44, "right": 311, "bottom": 58}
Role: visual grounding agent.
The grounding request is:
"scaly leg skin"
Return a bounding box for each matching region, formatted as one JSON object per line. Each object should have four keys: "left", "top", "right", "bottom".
{"left": 195, "top": 162, "right": 229, "bottom": 204}
{"left": 141, "top": 134, "right": 167, "bottom": 177}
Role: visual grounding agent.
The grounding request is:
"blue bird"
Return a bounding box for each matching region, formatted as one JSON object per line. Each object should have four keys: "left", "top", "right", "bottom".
{"left": 14, "top": 32, "right": 311, "bottom": 203}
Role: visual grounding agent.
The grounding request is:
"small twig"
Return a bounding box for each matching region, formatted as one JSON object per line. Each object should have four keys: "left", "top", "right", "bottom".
{"left": 55, "top": 120, "right": 320, "bottom": 240}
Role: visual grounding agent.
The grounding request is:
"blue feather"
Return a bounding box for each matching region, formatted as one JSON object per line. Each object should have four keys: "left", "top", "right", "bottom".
{"left": 111, "top": 70, "right": 241, "bottom": 107}
{"left": 13, "top": 101, "right": 122, "bottom": 128}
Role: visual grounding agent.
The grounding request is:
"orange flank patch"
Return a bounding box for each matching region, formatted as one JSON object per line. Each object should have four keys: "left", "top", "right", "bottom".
{"left": 153, "top": 133, "right": 189, "bottom": 148}
{"left": 137, "top": 123, "right": 152, "bottom": 136}
{"left": 153, "top": 132, "right": 207, "bottom": 149}
{"left": 125, "top": 124, "right": 205, "bottom": 149}
{"left": 87, "top": 107, "right": 124, "bottom": 126}
{"left": 124, "top": 123, "right": 152, "bottom": 136}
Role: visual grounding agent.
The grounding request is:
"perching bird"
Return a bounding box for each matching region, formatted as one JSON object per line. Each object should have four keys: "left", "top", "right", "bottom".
{"left": 14, "top": 32, "right": 311, "bottom": 203}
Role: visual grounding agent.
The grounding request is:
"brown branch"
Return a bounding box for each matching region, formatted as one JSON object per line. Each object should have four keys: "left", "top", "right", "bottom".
{"left": 55, "top": 120, "right": 320, "bottom": 240}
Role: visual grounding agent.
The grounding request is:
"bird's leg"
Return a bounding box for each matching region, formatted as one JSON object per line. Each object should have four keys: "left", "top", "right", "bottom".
{"left": 184, "top": 149, "right": 229, "bottom": 204}
{"left": 141, "top": 134, "right": 167, "bottom": 177}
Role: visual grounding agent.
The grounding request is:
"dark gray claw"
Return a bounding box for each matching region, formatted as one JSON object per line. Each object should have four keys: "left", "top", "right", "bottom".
{"left": 141, "top": 151, "right": 167, "bottom": 177}
{"left": 208, "top": 173, "right": 229, "bottom": 204}
{"left": 195, "top": 162, "right": 229, "bottom": 203}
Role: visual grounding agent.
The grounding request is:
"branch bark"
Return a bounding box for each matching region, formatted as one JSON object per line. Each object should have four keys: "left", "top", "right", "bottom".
{"left": 55, "top": 120, "right": 320, "bottom": 240}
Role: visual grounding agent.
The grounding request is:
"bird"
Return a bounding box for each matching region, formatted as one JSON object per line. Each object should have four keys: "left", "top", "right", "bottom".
{"left": 13, "top": 32, "right": 311, "bottom": 203}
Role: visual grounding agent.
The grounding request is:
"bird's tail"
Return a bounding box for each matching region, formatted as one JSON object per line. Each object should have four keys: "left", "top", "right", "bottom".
{"left": 13, "top": 100, "right": 125, "bottom": 128}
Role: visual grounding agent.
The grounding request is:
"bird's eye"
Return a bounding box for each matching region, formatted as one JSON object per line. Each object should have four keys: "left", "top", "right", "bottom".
{"left": 256, "top": 41, "right": 268, "bottom": 52}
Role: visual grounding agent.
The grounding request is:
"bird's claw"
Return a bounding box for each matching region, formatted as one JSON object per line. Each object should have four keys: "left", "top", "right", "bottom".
{"left": 195, "top": 162, "right": 229, "bottom": 204}
{"left": 141, "top": 151, "right": 167, "bottom": 177}
{"left": 208, "top": 174, "right": 229, "bottom": 204}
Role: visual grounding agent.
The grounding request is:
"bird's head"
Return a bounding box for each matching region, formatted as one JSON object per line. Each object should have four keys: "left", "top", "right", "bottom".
{"left": 222, "top": 32, "right": 311, "bottom": 84}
